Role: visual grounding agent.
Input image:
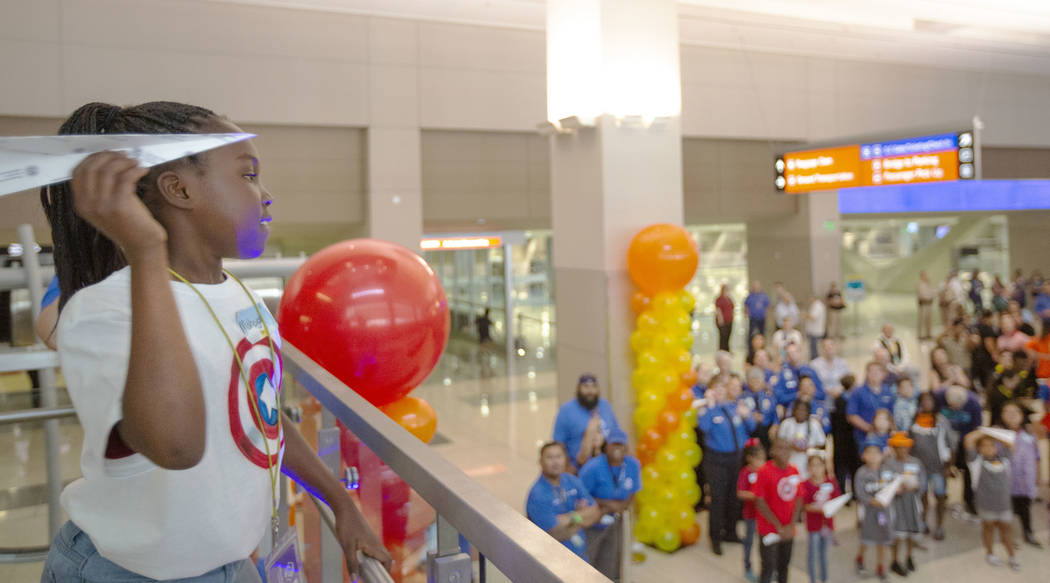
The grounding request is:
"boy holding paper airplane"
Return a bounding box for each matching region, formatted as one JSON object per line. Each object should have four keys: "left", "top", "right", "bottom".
{"left": 753, "top": 439, "right": 803, "bottom": 583}
{"left": 963, "top": 425, "right": 1019, "bottom": 570}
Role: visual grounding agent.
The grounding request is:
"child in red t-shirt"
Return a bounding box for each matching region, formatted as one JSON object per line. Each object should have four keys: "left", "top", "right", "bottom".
{"left": 753, "top": 438, "right": 803, "bottom": 583}
{"left": 737, "top": 441, "right": 767, "bottom": 582}
{"left": 801, "top": 456, "right": 840, "bottom": 583}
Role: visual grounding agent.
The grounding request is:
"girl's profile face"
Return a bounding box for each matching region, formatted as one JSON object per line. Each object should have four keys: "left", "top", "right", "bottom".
{"left": 180, "top": 119, "right": 274, "bottom": 259}
{"left": 1002, "top": 404, "right": 1023, "bottom": 430}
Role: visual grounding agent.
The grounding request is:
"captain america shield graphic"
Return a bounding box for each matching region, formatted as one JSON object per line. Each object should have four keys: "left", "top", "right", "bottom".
{"left": 228, "top": 336, "right": 284, "bottom": 468}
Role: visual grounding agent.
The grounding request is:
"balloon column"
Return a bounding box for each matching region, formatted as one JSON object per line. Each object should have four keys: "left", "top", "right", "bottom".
{"left": 626, "top": 224, "right": 703, "bottom": 553}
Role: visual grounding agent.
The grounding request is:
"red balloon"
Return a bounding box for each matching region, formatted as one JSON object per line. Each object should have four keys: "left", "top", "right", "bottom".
{"left": 278, "top": 239, "right": 450, "bottom": 407}
{"left": 381, "top": 396, "right": 438, "bottom": 443}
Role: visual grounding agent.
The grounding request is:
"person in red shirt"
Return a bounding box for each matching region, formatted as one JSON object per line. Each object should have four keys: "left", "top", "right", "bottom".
{"left": 716, "top": 284, "right": 735, "bottom": 352}
{"left": 801, "top": 456, "right": 840, "bottom": 583}
{"left": 753, "top": 438, "right": 803, "bottom": 583}
{"left": 737, "top": 441, "right": 767, "bottom": 582}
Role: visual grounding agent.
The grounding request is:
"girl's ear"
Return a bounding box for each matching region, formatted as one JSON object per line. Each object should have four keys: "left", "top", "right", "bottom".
{"left": 155, "top": 169, "right": 196, "bottom": 210}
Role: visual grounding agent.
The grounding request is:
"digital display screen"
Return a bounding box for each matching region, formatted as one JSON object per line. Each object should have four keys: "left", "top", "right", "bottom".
{"left": 775, "top": 130, "right": 975, "bottom": 194}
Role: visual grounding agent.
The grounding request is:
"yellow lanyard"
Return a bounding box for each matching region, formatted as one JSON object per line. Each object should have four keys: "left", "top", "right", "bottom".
{"left": 168, "top": 267, "right": 283, "bottom": 547}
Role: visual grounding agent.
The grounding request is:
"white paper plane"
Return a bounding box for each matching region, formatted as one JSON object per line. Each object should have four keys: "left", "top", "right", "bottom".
{"left": 980, "top": 426, "right": 1016, "bottom": 446}
{"left": 822, "top": 492, "right": 852, "bottom": 518}
{"left": 874, "top": 475, "right": 902, "bottom": 507}
{"left": 0, "top": 133, "right": 255, "bottom": 197}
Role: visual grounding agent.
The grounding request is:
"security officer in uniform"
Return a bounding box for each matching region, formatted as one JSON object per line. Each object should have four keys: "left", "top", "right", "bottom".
{"left": 697, "top": 378, "right": 757, "bottom": 555}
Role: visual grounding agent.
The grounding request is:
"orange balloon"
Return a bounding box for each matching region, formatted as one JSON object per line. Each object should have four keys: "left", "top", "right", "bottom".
{"left": 627, "top": 224, "right": 700, "bottom": 296}
{"left": 667, "top": 388, "right": 694, "bottom": 413}
{"left": 636, "top": 441, "right": 656, "bottom": 466}
{"left": 657, "top": 409, "right": 681, "bottom": 435}
{"left": 631, "top": 291, "right": 652, "bottom": 315}
{"left": 640, "top": 427, "right": 666, "bottom": 453}
{"left": 679, "top": 522, "right": 701, "bottom": 546}
{"left": 380, "top": 396, "right": 438, "bottom": 443}
{"left": 680, "top": 369, "right": 699, "bottom": 388}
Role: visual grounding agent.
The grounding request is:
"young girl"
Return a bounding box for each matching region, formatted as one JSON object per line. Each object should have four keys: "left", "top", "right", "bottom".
{"left": 909, "top": 391, "right": 955, "bottom": 541}
{"left": 39, "top": 102, "right": 390, "bottom": 581}
{"left": 1001, "top": 401, "right": 1041, "bottom": 548}
{"left": 963, "top": 427, "right": 1019, "bottom": 570}
{"left": 855, "top": 441, "right": 893, "bottom": 583}
{"left": 883, "top": 432, "right": 925, "bottom": 576}
{"left": 862, "top": 408, "right": 893, "bottom": 454}
{"left": 892, "top": 377, "right": 917, "bottom": 432}
{"left": 801, "top": 456, "right": 839, "bottom": 583}
{"left": 738, "top": 442, "right": 767, "bottom": 582}
{"left": 778, "top": 400, "right": 827, "bottom": 478}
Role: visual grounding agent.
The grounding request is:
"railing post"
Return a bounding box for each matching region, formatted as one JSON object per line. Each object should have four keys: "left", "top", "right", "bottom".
{"left": 318, "top": 408, "right": 344, "bottom": 582}
{"left": 427, "top": 515, "right": 472, "bottom": 583}
{"left": 17, "top": 224, "right": 62, "bottom": 540}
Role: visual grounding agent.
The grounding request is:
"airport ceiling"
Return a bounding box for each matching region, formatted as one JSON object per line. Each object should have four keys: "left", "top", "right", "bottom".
{"left": 212, "top": 0, "right": 1050, "bottom": 75}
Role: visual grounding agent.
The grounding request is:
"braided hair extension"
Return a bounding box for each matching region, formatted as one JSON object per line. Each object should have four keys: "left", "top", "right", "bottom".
{"left": 40, "top": 102, "right": 216, "bottom": 311}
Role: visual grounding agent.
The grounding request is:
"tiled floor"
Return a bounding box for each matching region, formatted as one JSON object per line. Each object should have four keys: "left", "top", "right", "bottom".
{"left": 2, "top": 293, "right": 1049, "bottom": 582}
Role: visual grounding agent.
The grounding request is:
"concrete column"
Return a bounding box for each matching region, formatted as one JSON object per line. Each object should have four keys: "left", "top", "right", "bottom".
{"left": 366, "top": 18, "right": 423, "bottom": 251}
{"left": 548, "top": 0, "right": 683, "bottom": 430}
{"left": 746, "top": 191, "right": 841, "bottom": 302}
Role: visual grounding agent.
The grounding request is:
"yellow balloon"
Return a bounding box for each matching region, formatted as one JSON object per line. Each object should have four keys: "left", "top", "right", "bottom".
{"left": 681, "top": 482, "right": 701, "bottom": 506}
{"left": 632, "top": 366, "right": 657, "bottom": 390}
{"left": 654, "top": 529, "right": 681, "bottom": 553}
{"left": 630, "top": 329, "right": 653, "bottom": 353}
{"left": 682, "top": 444, "right": 702, "bottom": 467}
{"left": 636, "top": 311, "right": 661, "bottom": 334}
{"left": 655, "top": 448, "right": 681, "bottom": 473}
{"left": 635, "top": 518, "right": 657, "bottom": 544}
{"left": 671, "top": 351, "right": 692, "bottom": 375}
{"left": 677, "top": 290, "right": 696, "bottom": 313}
{"left": 634, "top": 405, "right": 659, "bottom": 431}
{"left": 678, "top": 331, "right": 695, "bottom": 350}
{"left": 643, "top": 465, "right": 662, "bottom": 485}
{"left": 661, "top": 313, "right": 693, "bottom": 334}
{"left": 681, "top": 408, "right": 697, "bottom": 426}
{"left": 674, "top": 506, "right": 695, "bottom": 531}
{"left": 652, "top": 292, "right": 681, "bottom": 318}
{"left": 636, "top": 350, "right": 663, "bottom": 369}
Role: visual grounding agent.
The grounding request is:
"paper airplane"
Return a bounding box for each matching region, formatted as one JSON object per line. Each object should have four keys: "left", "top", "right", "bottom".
{"left": 692, "top": 398, "right": 708, "bottom": 409}
{"left": 0, "top": 133, "right": 255, "bottom": 197}
{"left": 980, "top": 426, "right": 1016, "bottom": 446}
{"left": 761, "top": 533, "right": 781, "bottom": 546}
{"left": 822, "top": 493, "right": 852, "bottom": 518}
{"left": 875, "top": 475, "right": 902, "bottom": 507}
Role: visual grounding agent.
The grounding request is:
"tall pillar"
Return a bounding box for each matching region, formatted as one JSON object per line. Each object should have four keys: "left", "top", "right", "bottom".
{"left": 548, "top": 0, "right": 683, "bottom": 430}
{"left": 366, "top": 19, "right": 423, "bottom": 250}
{"left": 746, "top": 190, "right": 841, "bottom": 301}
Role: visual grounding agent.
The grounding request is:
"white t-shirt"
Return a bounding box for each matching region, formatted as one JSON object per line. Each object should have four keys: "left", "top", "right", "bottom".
{"left": 777, "top": 417, "right": 826, "bottom": 479}
{"left": 805, "top": 301, "right": 826, "bottom": 337}
{"left": 57, "top": 267, "right": 284, "bottom": 579}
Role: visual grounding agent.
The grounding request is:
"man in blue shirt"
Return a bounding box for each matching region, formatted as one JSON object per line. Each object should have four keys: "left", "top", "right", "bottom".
{"left": 934, "top": 384, "right": 983, "bottom": 516}
{"left": 579, "top": 428, "right": 640, "bottom": 581}
{"left": 553, "top": 373, "right": 623, "bottom": 470}
{"left": 846, "top": 361, "right": 896, "bottom": 445}
{"left": 698, "top": 379, "right": 757, "bottom": 555}
{"left": 745, "top": 280, "right": 771, "bottom": 341}
{"left": 775, "top": 343, "right": 825, "bottom": 406}
{"left": 526, "top": 442, "right": 601, "bottom": 559}
{"left": 787, "top": 375, "right": 831, "bottom": 434}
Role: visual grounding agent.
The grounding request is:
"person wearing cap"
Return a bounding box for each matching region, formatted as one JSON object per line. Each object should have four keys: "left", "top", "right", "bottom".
{"left": 698, "top": 380, "right": 757, "bottom": 554}
{"left": 883, "top": 432, "right": 925, "bottom": 576}
{"left": 552, "top": 373, "right": 623, "bottom": 470}
{"left": 525, "top": 442, "right": 601, "bottom": 560}
{"left": 578, "top": 428, "right": 641, "bottom": 581}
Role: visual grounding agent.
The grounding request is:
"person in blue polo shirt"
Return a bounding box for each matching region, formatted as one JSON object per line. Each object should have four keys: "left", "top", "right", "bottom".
{"left": 846, "top": 361, "right": 896, "bottom": 446}
{"left": 553, "top": 373, "right": 623, "bottom": 470}
{"left": 698, "top": 379, "right": 757, "bottom": 555}
{"left": 579, "top": 428, "right": 641, "bottom": 581}
{"left": 526, "top": 442, "right": 601, "bottom": 559}
{"left": 775, "top": 343, "right": 825, "bottom": 407}
{"left": 745, "top": 280, "right": 771, "bottom": 341}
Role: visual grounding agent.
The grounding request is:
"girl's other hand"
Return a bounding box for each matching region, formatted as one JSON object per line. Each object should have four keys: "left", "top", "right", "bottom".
{"left": 70, "top": 152, "right": 165, "bottom": 258}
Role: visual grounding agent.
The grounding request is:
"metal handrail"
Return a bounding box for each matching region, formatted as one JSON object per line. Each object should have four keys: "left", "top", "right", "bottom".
{"left": 283, "top": 341, "right": 610, "bottom": 583}
{"left": 307, "top": 494, "right": 394, "bottom": 583}
{"left": 0, "top": 406, "right": 75, "bottom": 425}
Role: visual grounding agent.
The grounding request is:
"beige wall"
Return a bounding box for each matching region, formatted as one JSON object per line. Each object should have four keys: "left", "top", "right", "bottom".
{"left": 421, "top": 130, "right": 550, "bottom": 232}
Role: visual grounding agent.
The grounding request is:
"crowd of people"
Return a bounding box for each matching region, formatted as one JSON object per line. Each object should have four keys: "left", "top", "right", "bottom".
{"left": 526, "top": 272, "right": 1050, "bottom": 583}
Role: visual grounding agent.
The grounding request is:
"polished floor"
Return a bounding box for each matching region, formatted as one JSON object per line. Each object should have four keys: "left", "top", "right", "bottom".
{"left": 1, "top": 292, "right": 1048, "bottom": 582}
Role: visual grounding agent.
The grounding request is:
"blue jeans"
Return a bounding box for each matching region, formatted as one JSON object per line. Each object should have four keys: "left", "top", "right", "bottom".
{"left": 743, "top": 519, "right": 757, "bottom": 572}
{"left": 807, "top": 531, "right": 827, "bottom": 583}
{"left": 41, "top": 521, "right": 261, "bottom": 582}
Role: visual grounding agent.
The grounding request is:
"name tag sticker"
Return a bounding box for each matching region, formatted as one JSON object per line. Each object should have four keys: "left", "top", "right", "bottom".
{"left": 236, "top": 303, "right": 276, "bottom": 343}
